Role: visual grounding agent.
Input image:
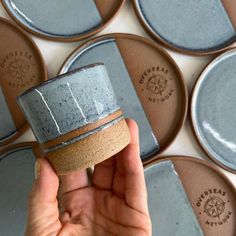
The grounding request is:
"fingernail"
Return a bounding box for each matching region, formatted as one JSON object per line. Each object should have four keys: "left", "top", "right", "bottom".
{"left": 35, "top": 159, "right": 41, "bottom": 180}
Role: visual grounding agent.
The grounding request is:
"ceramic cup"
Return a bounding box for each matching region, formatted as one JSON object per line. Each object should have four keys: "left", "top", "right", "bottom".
{"left": 18, "top": 63, "right": 130, "bottom": 175}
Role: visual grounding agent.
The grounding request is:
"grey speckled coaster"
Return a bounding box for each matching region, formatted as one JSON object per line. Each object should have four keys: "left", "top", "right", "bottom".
{"left": 135, "top": 0, "right": 236, "bottom": 52}
{"left": 191, "top": 49, "right": 236, "bottom": 172}
{"left": 145, "top": 161, "right": 204, "bottom": 236}
{"left": 2, "top": 0, "right": 102, "bottom": 38}
{"left": 0, "top": 146, "right": 35, "bottom": 236}
{"left": 60, "top": 39, "right": 159, "bottom": 159}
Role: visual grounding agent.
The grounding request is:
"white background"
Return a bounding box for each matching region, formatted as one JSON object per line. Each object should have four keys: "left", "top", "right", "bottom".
{"left": 1, "top": 1, "right": 235, "bottom": 187}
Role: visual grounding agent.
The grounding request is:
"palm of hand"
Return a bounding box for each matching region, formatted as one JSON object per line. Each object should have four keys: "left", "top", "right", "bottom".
{"left": 59, "top": 187, "right": 150, "bottom": 236}
{"left": 59, "top": 157, "right": 150, "bottom": 236}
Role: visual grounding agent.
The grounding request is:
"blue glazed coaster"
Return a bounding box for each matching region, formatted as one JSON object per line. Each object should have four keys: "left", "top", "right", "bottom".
{"left": 0, "top": 86, "right": 16, "bottom": 142}
{"left": 134, "top": 0, "right": 236, "bottom": 54}
{"left": 145, "top": 157, "right": 236, "bottom": 235}
{"left": 145, "top": 160, "right": 204, "bottom": 236}
{"left": 2, "top": 0, "right": 124, "bottom": 41}
{"left": 191, "top": 49, "right": 236, "bottom": 172}
{"left": 0, "top": 144, "right": 36, "bottom": 236}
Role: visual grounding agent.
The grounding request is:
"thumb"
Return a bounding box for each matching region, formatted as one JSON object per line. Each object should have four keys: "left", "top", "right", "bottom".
{"left": 25, "top": 158, "right": 61, "bottom": 236}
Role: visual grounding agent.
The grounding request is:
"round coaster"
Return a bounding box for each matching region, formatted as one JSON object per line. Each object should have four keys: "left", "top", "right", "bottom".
{"left": 191, "top": 49, "right": 236, "bottom": 173}
{"left": 0, "top": 143, "right": 40, "bottom": 236}
{"left": 0, "top": 17, "right": 47, "bottom": 146}
{"left": 59, "top": 33, "right": 187, "bottom": 163}
{"left": 2, "top": 0, "right": 125, "bottom": 41}
{"left": 133, "top": 0, "right": 236, "bottom": 55}
{"left": 145, "top": 156, "right": 236, "bottom": 236}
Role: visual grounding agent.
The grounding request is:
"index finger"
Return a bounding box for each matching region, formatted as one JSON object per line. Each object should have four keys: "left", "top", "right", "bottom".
{"left": 118, "top": 119, "right": 149, "bottom": 214}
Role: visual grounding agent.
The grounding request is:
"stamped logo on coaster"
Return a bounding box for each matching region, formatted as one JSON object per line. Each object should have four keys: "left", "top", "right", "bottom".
{"left": 196, "top": 188, "right": 232, "bottom": 227}
{"left": 139, "top": 66, "right": 174, "bottom": 103}
{"left": 0, "top": 51, "right": 35, "bottom": 89}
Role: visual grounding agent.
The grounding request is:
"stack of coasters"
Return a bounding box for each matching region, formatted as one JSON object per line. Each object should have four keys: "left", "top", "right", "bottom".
{"left": 145, "top": 157, "right": 236, "bottom": 235}
{"left": 2, "top": 0, "right": 125, "bottom": 41}
{"left": 59, "top": 33, "right": 188, "bottom": 162}
{"left": 133, "top": 0, "right": 236, "bottom": 55}
{"left": 0, "top": 17, "right": 47, "bottom": 146}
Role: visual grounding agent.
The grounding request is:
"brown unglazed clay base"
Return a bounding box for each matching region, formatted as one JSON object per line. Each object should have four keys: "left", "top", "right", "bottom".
{"left": 146, "top": 156, "right": 236, "bottom": 236}
{"left": 47, "top": 119, "right": 130, "bottom": 175}
{"left": 0, "top": 17, "right": 47, "bottom": 146}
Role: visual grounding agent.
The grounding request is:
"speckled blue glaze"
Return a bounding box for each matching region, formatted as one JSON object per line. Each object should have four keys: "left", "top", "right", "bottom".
{"left": 60, "top": 38, "right": 159, "bottom": 160}
{"left": 0, "top": 86, "right": 16, "bottom": 142}
{"left": 192, "top": 49, "right": 236, "bottom": 171}
{"left": 18, "top": 64, "right": 120, "bottom": 144}
{"left": 2, "top": 0, "right": 102, "bottom": 38}
{"left": 0, "top": 146, "right": 35, "bottom": 236}
{"left": 135, "top": 0, "right": 236, "bottom": 52}
{"left": 145, "top": 161, "right": 204, "bottom": 236}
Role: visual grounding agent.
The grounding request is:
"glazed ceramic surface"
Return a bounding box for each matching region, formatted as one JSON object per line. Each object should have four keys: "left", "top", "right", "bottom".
{"left": 0, "top": 145, "right": 35, "bottom": 236}
{"left": 2, "top": 0, "right": 102, "bottom": 39}
{"left": 18, "top": 64, "right": 120, "bottom": 144}
{"left": 60, "top": 38, "right": 160, "bottom": 159}
{"left": 0, "top": 86, "right": 16, "bottom": 141}
{"left": 134, "top": 0, "right": 236, "bottom": 53}
{"left": 145, "top": 160, "right": 204, "bottom": 236}
{"left": 191, "top": 49, "right": 236, "bottom": 172}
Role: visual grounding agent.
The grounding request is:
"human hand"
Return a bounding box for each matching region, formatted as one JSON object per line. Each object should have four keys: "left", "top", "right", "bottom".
{"left": 25, "top": 120, "right": 152, "bottom": 236}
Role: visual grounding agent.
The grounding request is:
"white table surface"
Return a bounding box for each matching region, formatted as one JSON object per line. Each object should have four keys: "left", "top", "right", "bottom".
{"left": 1, "top": 1, "right": 236, "bottom": 187}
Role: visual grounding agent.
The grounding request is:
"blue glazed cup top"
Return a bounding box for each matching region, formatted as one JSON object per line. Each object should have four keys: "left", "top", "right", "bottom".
{"left": 17, "top": 63, "right": 120, "bottom": 143}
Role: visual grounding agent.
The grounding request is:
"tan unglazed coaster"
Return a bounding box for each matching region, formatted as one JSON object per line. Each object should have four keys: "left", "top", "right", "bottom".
{"left": 145, "top": 156, "right": 236, "bottom": 236}
{"left": 0, "top": 17, "right": 47, "bottom": 146}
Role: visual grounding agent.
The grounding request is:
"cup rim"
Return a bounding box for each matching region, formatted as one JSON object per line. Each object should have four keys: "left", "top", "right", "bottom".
{"left": 17, "top": 62, "right": 104, "bottom": 100}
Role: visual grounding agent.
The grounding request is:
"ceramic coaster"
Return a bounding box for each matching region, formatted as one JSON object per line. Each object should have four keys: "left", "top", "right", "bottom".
{"left": 133, "top": 0, "right": 236, "bottom": 55}
{"left": 2, "top": 0, "right": 125, "bottom": 41}
{"left": 60, "top": 33, "right": 187, "bottom": 162}
{"left": 0, "top": 143, "right": 41, "bottom": 236}
{"left": 145, "top": 157, "right": 236, "bottom": 236}
{"left": 191, "top": 49, "right": 236, "bottom": 173}
{"left": 0, "top": 17, "right": 47, "bottom": 146}
{"left": 145, "top": 160, "right": 204, "bottom": 236}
